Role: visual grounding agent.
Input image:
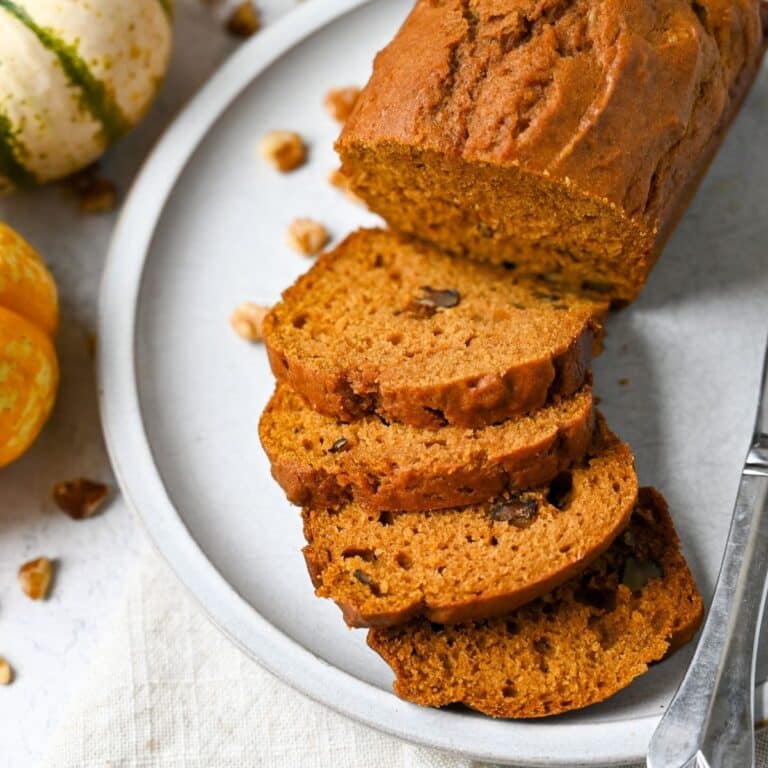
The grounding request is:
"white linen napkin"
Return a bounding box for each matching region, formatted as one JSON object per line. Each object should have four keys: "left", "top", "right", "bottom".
{"left": 39, "top": 545, "right": 475, "bottom": 768}
{"left": 40, "top": 542, "right": 768, "bottom": 768}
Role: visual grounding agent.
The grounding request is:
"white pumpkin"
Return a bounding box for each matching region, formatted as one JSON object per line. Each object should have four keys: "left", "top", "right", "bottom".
{"left": 0, "top": 0, "right": 173, "bottom": 191}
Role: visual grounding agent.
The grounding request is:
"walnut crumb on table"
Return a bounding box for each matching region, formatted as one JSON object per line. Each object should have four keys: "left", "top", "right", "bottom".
{"left": 78, "top": 177, "right": 118, "bottom": 213}
{"left": 227, "top": 2, "right": 260, "bottom": 38}
{"left": 324, "top": 86, "right": 361, "bottom": 123}
{"left": 0, "top": 658, "right": 13, "bottom": 685}
{"left": 259, "top": 131, "right": 307, "bottom": 172}
{"left": 53, "top": 478, "right": 110, "bottom": 520}
{"left": 68, "top": 166, "right": 118, "bottom": 213}
{"left": 287, "top": 218, "right": 329, "bottom": 256}
{"left": 18, "top": 557, "right": 54, "bottom": 601}
{"left": 230, "top": 302, "right": 269, "bottom": 342}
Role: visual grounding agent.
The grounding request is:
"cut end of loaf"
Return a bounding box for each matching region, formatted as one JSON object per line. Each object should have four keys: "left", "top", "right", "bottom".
{"left": 337, "top": 145, "right": 654, "bottom": 304}
{"left": 368, "top": 487, "right": 704, "bottom": 718}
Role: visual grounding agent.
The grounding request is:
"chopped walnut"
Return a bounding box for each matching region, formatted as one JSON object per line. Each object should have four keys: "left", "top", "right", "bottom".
{"left": 286, "top": 218, "right": 329, "bottom": 256}
{"left": 0, "top": 658, "right": 12, "bottom": 686}
{"left": 407, "top": 287, "right": 461, "bottom": 319}
{"left": 490, "top": 497, "right": 539, "bottom": 528}
{"left": 259, "top": 131, "right": 307, "bottom": 172}
{"left": 581, "top": 279, "right": 614, "bottom": 294}
{"left": 230, "top": 302, "right": 269, "bottom": 341}
{"left": 328, "top": 167, "right": 364, "bottom": 204}
{"left": 18, "top": 557, "right": 53, "bottom": 600}
{"left": 329, "top": 437, "right": 349, "bottom": 454}
{"left": 227, "top": 2, "right": 260, "bottom": 37}
{"left": 80, "top": 179, "right": 117, "bottom": 213}
{"left": 324, "top": 86, "right": 361, "bottom": 123}
{"left": 53, "top": 478, "right": 110, "bottom": 520}
{"left": 70, "top": 167, "right": 119, "bottom": 214}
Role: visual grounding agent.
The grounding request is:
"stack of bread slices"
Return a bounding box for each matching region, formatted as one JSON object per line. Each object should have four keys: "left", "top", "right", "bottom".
{"left": 257, "top": 0, "right": 767, "bottom": 718}
{"left": 259, "top": 229, "right": 703, "bottom": 718}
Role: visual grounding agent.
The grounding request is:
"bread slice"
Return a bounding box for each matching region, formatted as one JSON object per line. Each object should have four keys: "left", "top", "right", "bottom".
{"left": 368, "top": 488, "right": 704, "bottom": 718}
{"left": 302, "top": 418, "right": 637, "bottom": 627}
{"left": 263, "top": 228, "right": 605, "bottom": 429}
{"left": 337, "top": 0, "right": 767, "bottom": 303}
{"left": 260, "top": 382, "right": 595, "bottom": 512}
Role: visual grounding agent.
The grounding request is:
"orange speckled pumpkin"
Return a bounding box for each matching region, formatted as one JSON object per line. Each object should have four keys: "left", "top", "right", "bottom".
{"left": 0, "top": 222, "right": 58, "bottom": 467}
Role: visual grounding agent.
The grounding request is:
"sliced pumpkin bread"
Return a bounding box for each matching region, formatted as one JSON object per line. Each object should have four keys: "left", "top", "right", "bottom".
{"left": 369, "top": 488, "right": 704, "bottom": 718}
{"left": 260, "top": 382, "right": 595, "bottom": 512}
{"left": 302, "top": 417, "right": 637, "bottom": 627}
{"left": 263, "top": 228, "right": 606, "bottom": 428}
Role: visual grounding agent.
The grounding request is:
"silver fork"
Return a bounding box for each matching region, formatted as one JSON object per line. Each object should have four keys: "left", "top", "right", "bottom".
{"left": 647, "top": 336, "right": 768, "bottom": 768}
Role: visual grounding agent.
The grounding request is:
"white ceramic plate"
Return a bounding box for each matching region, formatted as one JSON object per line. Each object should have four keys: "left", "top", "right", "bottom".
{"left": 98, "top": 2, "right": 768, "bottom": 764}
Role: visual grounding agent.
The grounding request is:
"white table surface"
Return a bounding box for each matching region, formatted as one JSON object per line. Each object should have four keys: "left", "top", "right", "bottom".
{"left": 0, "top": 3, "right": 298, "bottom": 765}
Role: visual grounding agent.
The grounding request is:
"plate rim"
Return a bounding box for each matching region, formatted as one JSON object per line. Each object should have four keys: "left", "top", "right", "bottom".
{"left": 95, "top": 2, "right": 764, "bottom": 764}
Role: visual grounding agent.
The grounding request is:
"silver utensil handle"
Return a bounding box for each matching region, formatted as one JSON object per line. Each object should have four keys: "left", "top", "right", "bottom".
{"left": 647, "top": 470, "right": 768, "bottom": 768}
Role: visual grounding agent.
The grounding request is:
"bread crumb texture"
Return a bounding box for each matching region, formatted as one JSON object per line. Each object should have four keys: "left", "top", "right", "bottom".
{"left": 260, "top": 382, "right": 595, "bottom": 512}
{"left": 369, "top": 488, "right": 704, "bottom": 718}
{"left": 263, "top": 228, "right": 606, "bottom": 428}
{"left": 302, "top": 418, "right": 638, "bottom": 627}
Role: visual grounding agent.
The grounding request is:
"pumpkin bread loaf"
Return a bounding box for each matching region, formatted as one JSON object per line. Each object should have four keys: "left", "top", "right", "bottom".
{"left": 337, "top": 0, "right": 767, "bottom": 302}
{"left": 263, "top": 228, "right": 606, "bottom": 429}
{"left": 368, "top": 488, "right": 704, "bottom": 718}
{"left": 260, "top": 381, "right": 595, "bottom": 512}
{"left": 302, "top": 418, "right": 637, "bottom": 627}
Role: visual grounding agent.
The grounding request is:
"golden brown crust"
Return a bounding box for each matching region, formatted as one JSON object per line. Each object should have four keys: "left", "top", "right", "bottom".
{"left": 302, "top": 417, "right": 637, "bottom": 627}
{"left": 338, "top": 0, "right": 767, "bottom": 302}
{"left": 260, "top": 382, "right": 595, "bottom": 512}
{"left": 368, "top": 487, "right": 704, "bottom": 718}
{"left": 263, "top": 229, "right": 605, "bottom": 428}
